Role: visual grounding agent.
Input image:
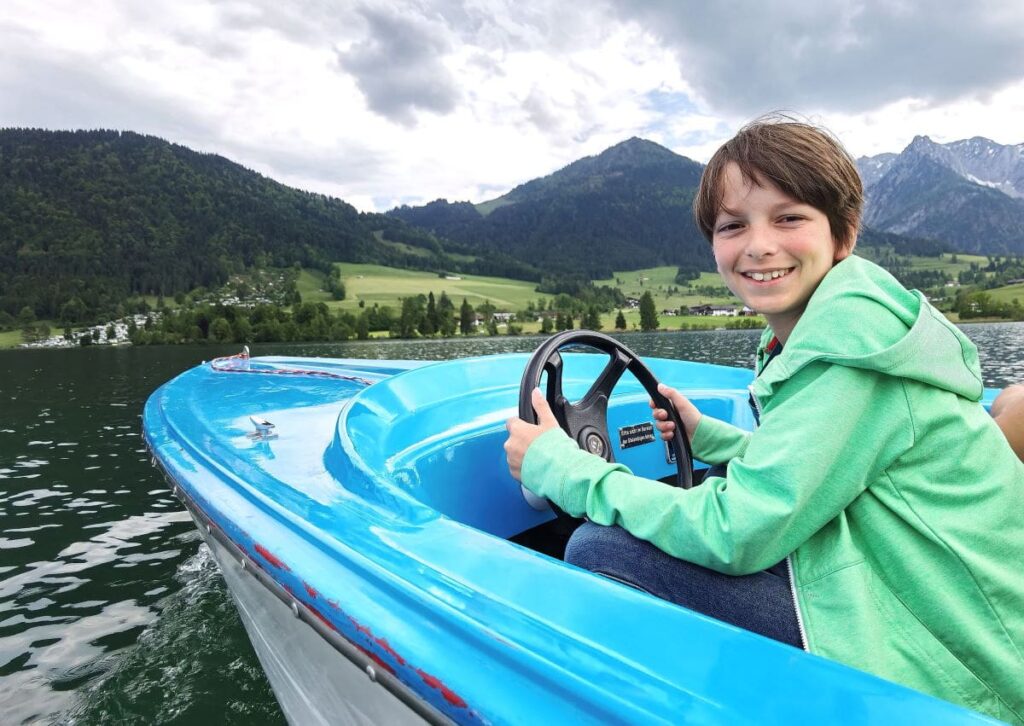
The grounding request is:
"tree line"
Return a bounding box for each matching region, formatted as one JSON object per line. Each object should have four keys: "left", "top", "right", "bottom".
{"left": 122, "top": 287, "right": 686, "bottom": 346}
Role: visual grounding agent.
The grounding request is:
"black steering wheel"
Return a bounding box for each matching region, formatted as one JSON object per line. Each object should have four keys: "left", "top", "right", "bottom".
{"left": 518, "top": 330, "right": 693, "bottom": 510}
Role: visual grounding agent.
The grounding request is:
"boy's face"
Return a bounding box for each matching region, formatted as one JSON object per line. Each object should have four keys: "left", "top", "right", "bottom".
{"left": 712, "top": 162, "right": 851, "bottom": 344}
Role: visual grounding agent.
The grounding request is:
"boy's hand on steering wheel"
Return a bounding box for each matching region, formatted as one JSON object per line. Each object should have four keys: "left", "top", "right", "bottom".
{"left": 650, "top": 383, "right": 702, "bottom": 444}
{"left": 505, "top": 388, "right": 560, "bottom": 482}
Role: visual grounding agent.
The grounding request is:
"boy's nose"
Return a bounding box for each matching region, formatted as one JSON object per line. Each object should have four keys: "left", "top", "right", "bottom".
{"left": 744, "top": 224, "right": 778, "bottom": 258}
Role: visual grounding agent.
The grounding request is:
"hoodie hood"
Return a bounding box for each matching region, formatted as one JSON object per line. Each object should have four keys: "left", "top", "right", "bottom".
{"left": 753, "top": 255, "right": 984, "bottom": 402}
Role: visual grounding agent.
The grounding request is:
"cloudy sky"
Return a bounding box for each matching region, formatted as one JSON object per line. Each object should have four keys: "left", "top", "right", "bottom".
{"left": 3, "top": 0, "right": 1024, "bottom": 211}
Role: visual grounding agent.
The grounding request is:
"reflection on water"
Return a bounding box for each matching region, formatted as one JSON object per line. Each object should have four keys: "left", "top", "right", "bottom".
{"left": 0, "top": 323, "right": 1020, "bottom": 724}
{"left": 0, "top": 345, "right": 278, "bottom": 725}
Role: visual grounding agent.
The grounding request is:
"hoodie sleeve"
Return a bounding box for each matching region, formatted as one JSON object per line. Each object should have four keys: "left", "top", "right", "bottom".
{"left": 520, "top": 361, "right": 914, "bottom": 575}
{"left": 690, "top": 415, "right": 752, "bottom": 464}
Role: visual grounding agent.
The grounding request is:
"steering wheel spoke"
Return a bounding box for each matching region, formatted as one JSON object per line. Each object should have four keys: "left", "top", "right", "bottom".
{"left": 542, "top": 352, "right": 569, "bottom": 429}
{"left": 581, "top": 349, "right": 630, "bottom": 410}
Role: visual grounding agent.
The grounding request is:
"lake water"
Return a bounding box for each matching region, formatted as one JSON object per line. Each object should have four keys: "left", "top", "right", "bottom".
{"left": 2, "top": 324, "right": 1023, "bottom": 724}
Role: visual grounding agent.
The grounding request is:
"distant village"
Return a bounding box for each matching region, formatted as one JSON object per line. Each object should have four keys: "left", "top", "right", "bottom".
{"left": 621, "top": 296, "right": 754, "bottom": 318}
{"left": 19, "top": 313, "right": 160, "bottom": 349}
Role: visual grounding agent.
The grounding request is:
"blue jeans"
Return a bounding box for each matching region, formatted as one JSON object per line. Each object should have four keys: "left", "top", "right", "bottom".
{"left": 565, "top": 522, "right": 802, "bottom": 646}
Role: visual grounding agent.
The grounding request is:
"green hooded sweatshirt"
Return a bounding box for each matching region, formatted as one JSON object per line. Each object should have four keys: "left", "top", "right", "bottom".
{"left": 521, "top": 255, "right": 1024, "bottom": 722}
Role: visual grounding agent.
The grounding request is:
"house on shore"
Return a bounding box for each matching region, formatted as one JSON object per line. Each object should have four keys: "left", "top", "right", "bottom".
{"left": 688, "top": 304, "right": 740, "bottom": 317}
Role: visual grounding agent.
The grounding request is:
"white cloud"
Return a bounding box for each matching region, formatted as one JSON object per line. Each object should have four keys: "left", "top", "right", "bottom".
{"left": 820, "top": 82, "right": 1024, "bottom": 159}
{"left": 1, "top": 0, "right": 1023, "bottom": 211}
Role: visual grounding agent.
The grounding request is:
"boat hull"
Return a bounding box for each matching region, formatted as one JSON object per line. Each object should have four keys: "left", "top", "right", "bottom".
{"left": 193, "top": 509, "right": 431, "bottom": 725}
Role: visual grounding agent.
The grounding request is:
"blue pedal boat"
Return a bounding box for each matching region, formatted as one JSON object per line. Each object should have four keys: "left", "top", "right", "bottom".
{"left": 141, "top": 339, "right": 1000, "bottom": 725}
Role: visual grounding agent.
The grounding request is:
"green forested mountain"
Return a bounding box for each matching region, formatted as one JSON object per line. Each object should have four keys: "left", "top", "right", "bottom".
{"left": 0, "top": 129, "right": 459, "bottom": 322}
{"left": 0, "top": 129, "right": 977, "bottom": 330}
{"left": 389, "top": 138, "right": 715, "bottom": 280}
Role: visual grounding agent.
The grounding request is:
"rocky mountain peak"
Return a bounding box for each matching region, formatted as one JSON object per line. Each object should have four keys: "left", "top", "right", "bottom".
{"left": 861, "top": 133, "right": 1024, "bottom": 200}
{"left": 860, "top": 131, "right": 1024, "bottom": 254}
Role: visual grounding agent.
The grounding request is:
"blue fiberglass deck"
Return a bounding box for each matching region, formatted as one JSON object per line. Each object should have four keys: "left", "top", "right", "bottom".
{"left": 142, "top": 352, "right": 1000, "bottom": 724}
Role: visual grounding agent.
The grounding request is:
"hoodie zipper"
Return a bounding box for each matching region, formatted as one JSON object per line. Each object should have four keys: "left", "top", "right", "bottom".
{"left": 745, "top": 382, "right": 761, "bottom": 415}
{"left": 785, "top": 555, "right": 809, "bottom": 651}
{"left": 749, "top": 384, "right": 808, "bottom": 651}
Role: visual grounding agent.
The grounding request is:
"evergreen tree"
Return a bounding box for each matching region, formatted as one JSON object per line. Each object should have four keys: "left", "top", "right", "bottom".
{"left": 356, "top": 312, "right": 370, "bottom": 340}
{"left": 326, "top": 267, "right": 346, "bottom": 300}
{"left": 585, "top": 305, "right": 602, "bottom": 330}
{"left": 426, "top": 291, "right": 438, "bottom": 335}
{"left": 397, "top": 296, "right": 425, "bottom": 338}
{"left": 17, "top": 306, "right": 36, "bottom": 337}
{"left": 639, "top": 291, "right": 658, "bottom": 331}
{"left": 615, "top": 310, "right": 627, "bottom": 330}
{"left": 459, "top": 298, "right": 475, "bottom": 335}
{"left": 437, "top": 291, "right": 456, "bottom": 336}
{"left": 541, "top": 315, "right": 553, "bottom": 334}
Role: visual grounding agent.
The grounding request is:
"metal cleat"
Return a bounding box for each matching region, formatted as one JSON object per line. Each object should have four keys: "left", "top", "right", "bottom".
{"left": 248, "top": 415, "right": 278, "bottom": 440}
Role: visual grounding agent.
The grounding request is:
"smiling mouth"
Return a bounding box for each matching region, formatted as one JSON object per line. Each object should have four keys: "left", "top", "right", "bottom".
{"left": 741, "top": 267, "right": 795, "bottom": 282}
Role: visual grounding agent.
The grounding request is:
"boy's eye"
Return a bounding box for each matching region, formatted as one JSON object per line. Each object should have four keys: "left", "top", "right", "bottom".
{"left": 778, "top": 214, "right": 804, "bottom": 224}
{"left": 716, "top": 222, "right": 742, "bottom": 233}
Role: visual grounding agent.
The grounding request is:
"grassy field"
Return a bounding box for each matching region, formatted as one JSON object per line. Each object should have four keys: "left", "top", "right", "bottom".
{"left": 0, "top": 329, "right": 24, "bottom": 349}
{"left": 902, "top": 252, "right": 989, "bottom": 275}
{"left": 294, "top": 262, "right": 758, "bottom": 332}
{"left": 307, "top": 264, "right": 557, "bottom": 312}
{"left": 986, "top": 282, "right": 1024, "bottom": 304}
{"left": 281, "top": 251, "right": 1013, "bottom": 322}
{"left": 593, "top": 265, "right": 741, "bottom": 311}
{"left": 0, "top": 320, "right": 61, "bottom": 349}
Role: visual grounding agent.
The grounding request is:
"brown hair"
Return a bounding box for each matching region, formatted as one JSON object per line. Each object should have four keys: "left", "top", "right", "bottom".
{"left": 693, "top": 115, "right": 863, "bottom": 252}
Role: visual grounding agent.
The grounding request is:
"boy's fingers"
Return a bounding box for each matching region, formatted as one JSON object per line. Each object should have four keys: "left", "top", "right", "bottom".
{"left": 656, "top": 382, "right": 679, "bottom": 403}
{"left": 531, "top": 388, "right": 559, "bottom": 427}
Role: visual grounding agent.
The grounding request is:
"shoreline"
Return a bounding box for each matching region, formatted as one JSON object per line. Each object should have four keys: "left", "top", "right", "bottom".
{"left": 5, "top": 317, "right": 1024, "bottom": 352}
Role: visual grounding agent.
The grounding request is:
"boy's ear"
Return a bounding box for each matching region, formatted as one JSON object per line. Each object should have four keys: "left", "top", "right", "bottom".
{"left": 834, "top": 224, "right": 858, "bottom": 261}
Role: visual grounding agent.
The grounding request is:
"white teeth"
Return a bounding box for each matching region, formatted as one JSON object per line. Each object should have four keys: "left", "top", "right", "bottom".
{"left": 745, "top": 268, "right": 791, "bottom": 281}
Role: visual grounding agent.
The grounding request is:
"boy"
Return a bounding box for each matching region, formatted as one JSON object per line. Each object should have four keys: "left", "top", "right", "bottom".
{"left": 504, "top": 118, "right": 1024, "bottom": 721}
